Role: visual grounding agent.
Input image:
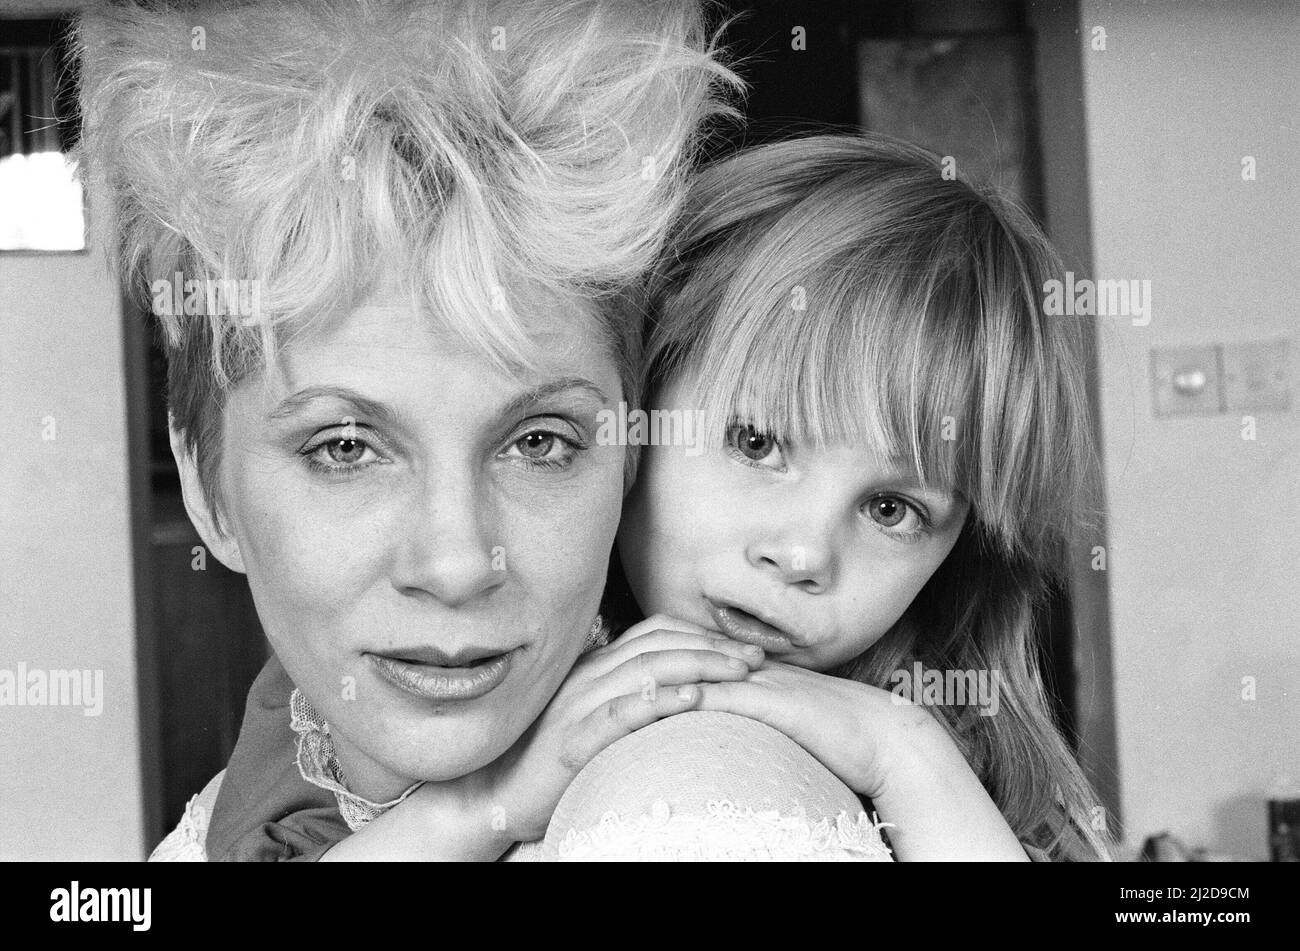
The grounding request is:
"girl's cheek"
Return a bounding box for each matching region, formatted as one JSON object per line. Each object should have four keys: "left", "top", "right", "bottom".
{"left": 835, "top": 564, "right": 936, "bottom": 653}
{"left": 645, "top": 447, "right": 720, "bottom": 532}
{"left": 683, "top": 458, "right": 748, "bottom": 548}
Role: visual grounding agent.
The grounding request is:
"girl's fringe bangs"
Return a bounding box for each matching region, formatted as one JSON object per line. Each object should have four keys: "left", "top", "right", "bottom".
{"left": 673, "top": 223, "right": 1079, "bottom": 567}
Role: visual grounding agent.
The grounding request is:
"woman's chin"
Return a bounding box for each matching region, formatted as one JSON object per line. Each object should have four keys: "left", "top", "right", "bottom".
{"left": 373, "top": 709, "right": 525, "bottom": 785}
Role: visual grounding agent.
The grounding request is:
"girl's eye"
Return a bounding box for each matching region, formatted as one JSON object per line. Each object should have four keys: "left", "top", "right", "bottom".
{"left": 865, "top": 495, "right": 926, "bottom": 536}
{"left": 726, "top": 423, "right": 784, "bottom": 467}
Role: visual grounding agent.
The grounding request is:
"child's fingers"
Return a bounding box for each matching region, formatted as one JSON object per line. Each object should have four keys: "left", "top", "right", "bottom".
{"left": 691, "top": 679, "right": 790, "bottom": 731}
{"left": 576, "top": 647, "right": 755, "bottom": 717}
{"left": 559, "top": 683, "right": 702, "bottom": 772}
{"left": 584, "top": 628, "right": 763, "bottom": 678}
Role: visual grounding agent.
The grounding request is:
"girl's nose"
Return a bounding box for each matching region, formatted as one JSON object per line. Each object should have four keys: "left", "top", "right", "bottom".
{"left": 745, "top": 531, "right": 835, "bottom": 593}
{"left": 391, "top": 467, "right": 504, "bottom": 607}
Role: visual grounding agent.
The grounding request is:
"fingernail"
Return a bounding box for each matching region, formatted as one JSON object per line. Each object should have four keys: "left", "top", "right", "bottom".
{"left": 676, "top": 685, "right": 695, "bottom": 701}
{"left": 727, "top": 658, "right": 748, "bottom": 671}
{"left": 743, "top": 644, "right": 763, "bottom": 656}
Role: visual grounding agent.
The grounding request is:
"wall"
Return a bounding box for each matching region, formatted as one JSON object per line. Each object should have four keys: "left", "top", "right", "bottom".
{"left": 1078, "top": 0, "right": 1299, "bottom": 857}
{"left": 0, "top": 175, "right": 145, "bottom": 857}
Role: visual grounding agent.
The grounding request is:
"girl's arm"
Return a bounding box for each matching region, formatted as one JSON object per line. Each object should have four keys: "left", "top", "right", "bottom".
{"left": 868, "top": 702, "right": 1029, "bottom": 861}
{"left": 695, "top": 662, "right": 1030, "bottom": 861}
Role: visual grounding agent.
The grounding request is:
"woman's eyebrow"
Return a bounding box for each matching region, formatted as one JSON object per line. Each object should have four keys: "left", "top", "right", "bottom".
{"left": 497, "top": 377, "right": 611, "bottom": 418}
{"left": 267, "top": 385, "right": 398, "bottom": 425}
{"left": 267, "top": 378, "right": 609, "bottom": 427}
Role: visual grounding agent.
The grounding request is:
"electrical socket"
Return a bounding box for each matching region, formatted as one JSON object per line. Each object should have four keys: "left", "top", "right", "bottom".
{"left": 1151, "top": 345, "right": 1221, "bottom": 417}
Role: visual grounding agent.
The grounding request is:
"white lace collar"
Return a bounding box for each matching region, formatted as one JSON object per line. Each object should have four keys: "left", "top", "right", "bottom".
{"left": 289, "top": 688, "right": 423, "bottom": 831}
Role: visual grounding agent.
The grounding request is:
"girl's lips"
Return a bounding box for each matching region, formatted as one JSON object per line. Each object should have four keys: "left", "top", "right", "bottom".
{"left": 367, "top": 649, "right": 514, "bottom": 701}
{"left": 708, "top": 602, "right": 796, "bottom": 653}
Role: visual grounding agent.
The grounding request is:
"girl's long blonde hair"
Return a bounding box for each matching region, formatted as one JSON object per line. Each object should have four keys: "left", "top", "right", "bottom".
{"left": 645, "top": 133, "right": 1112, "bottom": 860}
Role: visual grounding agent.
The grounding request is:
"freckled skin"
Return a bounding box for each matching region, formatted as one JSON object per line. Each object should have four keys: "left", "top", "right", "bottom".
{"left": 618, "top": 376, "right": 970, "bottom": 673}
{"left": 208, "top": 300, "right": 626, "bottom": 801}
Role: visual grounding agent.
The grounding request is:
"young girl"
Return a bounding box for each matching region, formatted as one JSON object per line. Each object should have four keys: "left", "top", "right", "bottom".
{"left": 192, "top": 132, "right": 1111, "bottom": 862}
{"left": 614, "top": 132, "right": 1111, "bottom": 861}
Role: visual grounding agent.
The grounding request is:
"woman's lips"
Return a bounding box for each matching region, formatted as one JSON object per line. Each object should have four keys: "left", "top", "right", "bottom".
{"left": 367, "top": 648, "right": 515, "bottom": 701}
{"left": 708, "top": 602, "right": 795, "bottom": 653}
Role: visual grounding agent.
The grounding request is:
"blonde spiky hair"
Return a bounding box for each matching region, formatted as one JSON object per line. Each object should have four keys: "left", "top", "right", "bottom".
{"left": 75, "top": 0, "right": 739, "bottom": 511}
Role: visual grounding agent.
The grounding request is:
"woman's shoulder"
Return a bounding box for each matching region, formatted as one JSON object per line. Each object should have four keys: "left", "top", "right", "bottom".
{"left": 147, "top": 770, "right": 225, "bottom": 862}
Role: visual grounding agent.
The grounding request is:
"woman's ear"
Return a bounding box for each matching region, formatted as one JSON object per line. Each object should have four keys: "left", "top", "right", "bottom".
{"left": 168, "top": 416, "right": 246, "bottom": 575}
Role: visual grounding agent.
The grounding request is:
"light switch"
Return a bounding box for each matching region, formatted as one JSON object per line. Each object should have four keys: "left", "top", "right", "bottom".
{"left": 1151, "top": 345, "right": 1221, "bottom": 417}
{"left": 1222, "top": 339, "right": 1291, "bottom": 412}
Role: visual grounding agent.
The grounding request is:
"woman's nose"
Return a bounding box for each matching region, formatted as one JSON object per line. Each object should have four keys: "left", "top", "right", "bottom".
{"left": 392, "top": 467, "right": 503, "bottom": 606}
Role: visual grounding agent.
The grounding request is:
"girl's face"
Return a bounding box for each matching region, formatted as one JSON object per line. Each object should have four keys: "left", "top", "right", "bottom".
{"left": 618, "top": 375, "right": 970, "bottom": 672}
{"left": 188, "top": 293, "right": 625, "bottom": 801}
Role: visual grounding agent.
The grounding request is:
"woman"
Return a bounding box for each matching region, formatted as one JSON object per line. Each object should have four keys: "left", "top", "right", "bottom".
{"left": 77, "top": 0, "right": 744, "bottom": 859}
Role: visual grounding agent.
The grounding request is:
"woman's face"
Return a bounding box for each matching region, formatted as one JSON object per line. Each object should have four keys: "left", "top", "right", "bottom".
{"left": 618, "top": 375, "right": 969, "bottom": 673}
{"left": 197, "top": 294, "right": 624, "bottom": 800}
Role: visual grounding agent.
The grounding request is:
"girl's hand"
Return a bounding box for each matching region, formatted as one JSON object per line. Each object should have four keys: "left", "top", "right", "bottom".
{"left": 461, "top": 614, "right": 766, "bottom": 848}
{"left": 694, "top": 661, "right": 1030, "bottom": 861}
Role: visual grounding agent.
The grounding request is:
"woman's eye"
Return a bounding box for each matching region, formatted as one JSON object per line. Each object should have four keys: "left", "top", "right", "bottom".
{"left": 865, "top": 496, "right": 924, "bottom": 534}
{"left": 726, "top": 423, "right": 783, "bottom": 466}
{"left": 515, "top": 431, "right": 557, "bottom": 459}
{"left": 306, "top": 436, "right": 381, "bottom": 471}
{"left": 502, "top": 428, "right": 580, "bottom": 469}
{"left": 326, "top": 438, "right": 367, "bottom": 465}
